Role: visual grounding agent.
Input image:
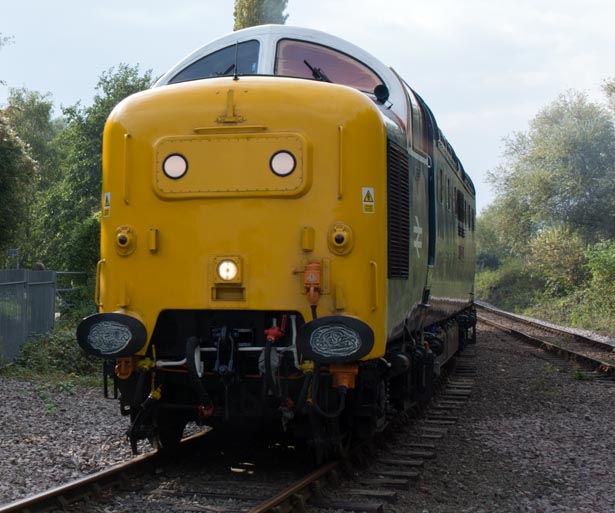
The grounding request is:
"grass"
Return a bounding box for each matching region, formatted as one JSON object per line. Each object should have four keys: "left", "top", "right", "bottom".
{"left": 572, "top": 367, "right": 592, "bottom": 381}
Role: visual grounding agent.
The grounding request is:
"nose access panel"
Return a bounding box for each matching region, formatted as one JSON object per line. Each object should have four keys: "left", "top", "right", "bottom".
{"left": 155, "top": 133, "right": 308, "bottom": 198}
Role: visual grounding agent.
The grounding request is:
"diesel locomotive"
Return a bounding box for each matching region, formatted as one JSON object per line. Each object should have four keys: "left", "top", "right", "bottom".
{"left": 77, "top": 25, "right": 476, "bottom": 458}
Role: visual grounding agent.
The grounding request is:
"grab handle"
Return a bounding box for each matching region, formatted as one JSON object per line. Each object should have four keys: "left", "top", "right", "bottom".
{"left": 95, "top": 259, "right": 106, "bottom": 308}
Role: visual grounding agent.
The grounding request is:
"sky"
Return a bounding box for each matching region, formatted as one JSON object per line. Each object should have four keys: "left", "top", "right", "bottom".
{"left": 1, "top": 0, "right": 614, "bottom": 212}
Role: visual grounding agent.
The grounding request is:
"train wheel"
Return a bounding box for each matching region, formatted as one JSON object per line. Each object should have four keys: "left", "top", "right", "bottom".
{"left": 374, "top": 377, "right": 389, "bottom": 432}
{"left": 333, "top": 428, "right": 352, "bottom": 460}
{"left": 308, "top": 413, "right": 351, "bottom": 464}
{"left": 153, "top": 410, "right": 187, "bottom": 452}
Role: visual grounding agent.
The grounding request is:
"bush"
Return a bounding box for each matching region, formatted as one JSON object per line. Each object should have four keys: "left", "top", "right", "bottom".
{"left": 475, "top": 257, "right": 545, "bottom": 312}
{"left": 527, "top": 226, "right": 589, "bottom": 297}
{"left": 585, "top": 240, "right": 615, "bottom": 291}
{"left": 5, "top": 325, "right": 101, "bottom": 386}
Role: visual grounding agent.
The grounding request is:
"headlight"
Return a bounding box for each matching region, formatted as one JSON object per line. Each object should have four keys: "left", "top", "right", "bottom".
{"left": 297, "top": 316, "right": 374, "bottom": 363}
{"left": 77, "top": 313, "right": 147, "bottom": 358}
{"left": 217, "top": 259, "right": 239, "bottom": 281}
{"left": 270, "top": 151, "right": 296, "bottom": 176}
{"left": 163, "top": 153, "right": 188, "bottom": 179}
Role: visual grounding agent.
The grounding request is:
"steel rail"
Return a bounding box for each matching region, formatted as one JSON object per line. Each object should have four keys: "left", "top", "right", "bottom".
{"left": 477, "top": 305, "right": 615, "bottom": 375}
{"left": 0, "top": 421, "right": 345, "bottom": 513}
{"left": 475, "top": 300, "right": 615, "bottom": 352}
{"left": 0, "top": 452, "right": 158, "bottom": 513}
{"left": 248, "top": 459, "right": 341, "bottom": 513}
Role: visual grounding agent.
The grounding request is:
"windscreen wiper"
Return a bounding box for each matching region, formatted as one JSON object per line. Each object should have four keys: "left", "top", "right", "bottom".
{"left": 218, "top": 64, "right": 236, "bottom": 76}
{"left": 303, "top": 60, "right": 332, "bottom": 83}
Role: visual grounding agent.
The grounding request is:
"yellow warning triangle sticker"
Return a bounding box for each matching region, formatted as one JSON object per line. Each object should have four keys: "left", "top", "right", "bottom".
{"left": 363, "top": 190, "right": 374, "bottom": 202}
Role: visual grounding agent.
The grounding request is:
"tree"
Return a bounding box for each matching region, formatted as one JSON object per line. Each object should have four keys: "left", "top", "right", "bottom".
{"left": 527, "top": 225, "right": 588, "bottom": 296}
{"left": 603, "top": 78, "right": 615, "bottom": 114}
{"left": 475, "top": 204, "right": 507, "bottom": 269}
{"left": 36, "top": 64, "right": 153, "bottom": 272}
{"left": 4, "top": 88, "right": 63, "bottom": 186}
{"left": 1, "top": 89, "right": 64, "bottom": 265}
{"left": 487, "top": 90, "right": 615, "bottom": 248}
{"left": 234, "top": 0, "right": 288, "bottom": 30}
{"left": 0, "top": 113, "right": 36, "bottom": 253}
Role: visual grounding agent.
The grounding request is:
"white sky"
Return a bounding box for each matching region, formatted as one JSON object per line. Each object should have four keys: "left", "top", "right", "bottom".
{"left": 1, "top": 0, "right": 614, "bottom": 212}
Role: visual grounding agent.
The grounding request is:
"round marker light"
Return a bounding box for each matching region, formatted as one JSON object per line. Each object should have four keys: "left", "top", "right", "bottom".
{"left": 163, "top": 154, "right": 188, "bottom": 179}
{"left": 217, "top": 259, "right": 239, "bottom": 281}
{"left": 270, "top": 151, "right": 296, "bottom": 176}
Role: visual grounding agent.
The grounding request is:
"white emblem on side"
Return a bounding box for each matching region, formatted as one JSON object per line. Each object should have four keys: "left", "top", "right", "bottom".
{"left": 413, "top": 216, "right": 423, "bottom": 257}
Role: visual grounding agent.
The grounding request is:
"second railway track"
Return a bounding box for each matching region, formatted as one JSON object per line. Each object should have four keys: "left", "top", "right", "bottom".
{"left": 475, "top": 300, "right": 615, "bottom": 376}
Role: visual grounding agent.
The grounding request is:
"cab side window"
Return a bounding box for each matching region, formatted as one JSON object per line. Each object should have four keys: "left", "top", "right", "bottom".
{"left": 169, "top": 40, "right": 260, "bottom": 84}
{"left": 403, "top": 86, "right": 428, "bottom": 155}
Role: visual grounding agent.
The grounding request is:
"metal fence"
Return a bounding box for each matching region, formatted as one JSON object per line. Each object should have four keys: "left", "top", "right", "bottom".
{"left": 0, "top": 269, "right": 56, "bottom": 364}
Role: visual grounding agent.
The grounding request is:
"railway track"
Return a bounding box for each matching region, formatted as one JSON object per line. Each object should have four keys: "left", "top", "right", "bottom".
{"left": 0, "top": 352, "right": 477, "bottom": 513}
{"left": 0, "top": 429, "right": 376, "bottom": 513}
{"left": 10, "top": 303, "right": 612, "bottom": 513}
{"left": 475, "top": 300, "right": 615, "bottom": 377}
{"left": 0, "top": 312, "right": 596, "bottom": 513}
{"left": 0, "top": 450, "right": 158, "bottom": 513}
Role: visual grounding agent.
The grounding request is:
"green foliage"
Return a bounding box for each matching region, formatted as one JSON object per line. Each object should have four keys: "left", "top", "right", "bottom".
{"left": 527, "top": 225, "right": 588, "bottom": 296}
{"left": 34, "top": 381, "right": 79, "bottom": 412}
{"left": 234, "top": 0, "right": 288, "bottom": 30}
{"left": 59, "top": 63, "right": 153, "bottom": 215}
{"left": 488, "top": 90, "right": 615, "bottom": 249}
{"left": 603, "top": 78, "right": 615, "bottom": 114}
{"left": 585, "top": 240, "right": 615, "bottom": 291}
{"left": 502, "top": 241, "right": 615, "bottom": 336}
{"left": 475, "top": 257, "right": 544, "bottom": 312}
{"left": 2, "top": 88, "right": 65, "bottom": 266}
{"left": 3, "top": 326, "right": 101, "bottom": 387}
{"left": 549, "top": 241, "right": 615, "bottom": 335}
{"left": 4, "top": 88, "right": 62, "bottom": 182}
{"left": 34, "top": 64, "right": 152, "bottom": 272}
{"left": 1, "top": 65, "right": 151, "bottom": 272}
{"left": 0, "top": 113, "right": 37, "bottom": 252}
{"left": 476, "top": 204, "right": 509, "bottom": 269}
{"left": 479, "top": 85, "right": 615, "bottom": 337}
{"left": 572, "top": 367, "right": 592, "bottom": 381}
{"left": 56, "top": 280, "right": 97, "bottom": 324}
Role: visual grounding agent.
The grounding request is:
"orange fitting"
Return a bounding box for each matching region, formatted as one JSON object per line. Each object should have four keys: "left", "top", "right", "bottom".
{"left": 329, "top": 363, "right": 359, "bottom": 389}
{"left": 115, "top": 356, "right": 139, "bottom": 380}
{"left": 304, "top": 261, "right": 321, "bottom": 306}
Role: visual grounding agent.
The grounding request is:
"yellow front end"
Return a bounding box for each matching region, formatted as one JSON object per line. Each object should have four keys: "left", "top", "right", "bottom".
{"left": 93, "top": 76, "right": 387, "bottom": 363}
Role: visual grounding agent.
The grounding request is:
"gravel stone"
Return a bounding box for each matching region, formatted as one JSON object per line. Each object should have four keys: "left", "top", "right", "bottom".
{"left": 0, "top": 379, "right": 131, "bottom": 505}
{"left": 385, "top": 324, "right": 615, "bottom": 513}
